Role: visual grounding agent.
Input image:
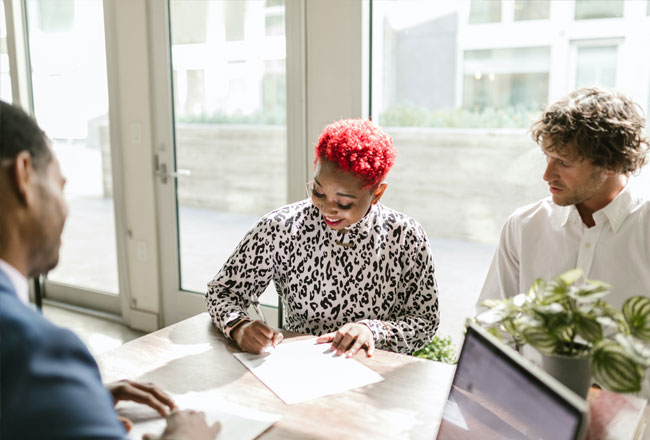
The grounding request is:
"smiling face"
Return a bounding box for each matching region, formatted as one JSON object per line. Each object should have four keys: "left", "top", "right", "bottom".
{"left": 311, "top": 159, "right": 386, "bottom": 230}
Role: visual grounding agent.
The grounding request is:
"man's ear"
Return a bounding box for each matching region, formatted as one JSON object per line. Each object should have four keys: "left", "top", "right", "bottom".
{"left": 371, "top": 182, "right": 388, "bottom": 205}
{"left": 11, "top": 151, "right": 38, "bottom": 207}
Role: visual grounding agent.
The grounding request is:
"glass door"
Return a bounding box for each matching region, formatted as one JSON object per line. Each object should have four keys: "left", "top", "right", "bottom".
{"left": 156, "top": 0, "right": 293, "bottom": 325}
{"left": 0, "top": 1, "right": 12, "bottom": 102}
{"left": 24, "top": 0, "right": 122, "bottom": 313}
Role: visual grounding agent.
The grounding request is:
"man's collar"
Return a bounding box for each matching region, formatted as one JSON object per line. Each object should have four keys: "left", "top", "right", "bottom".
{"left": 0, "top": 259, "right": 30, "bottom": 305}
{"left": 593, "top": 185, "right": 636, "bottom": 233}
{"left": 558, "top": 204, "right": 578, "bottom": 228}
{"left": 557, "top": 185, "right": 636, "bottom": 231}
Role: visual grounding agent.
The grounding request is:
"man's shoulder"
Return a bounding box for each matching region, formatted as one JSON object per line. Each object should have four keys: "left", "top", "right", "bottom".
{"left": 0, "top": 287, "right": 86, "bottom": 360}
{"left": 507, "top": 197, "right": 559, "bottom": 225}
{"left": 0, "top": 287, "right": 125, "bottom": 439}
{"left": 628, "top": 189, "right": 650, "bottom": 217}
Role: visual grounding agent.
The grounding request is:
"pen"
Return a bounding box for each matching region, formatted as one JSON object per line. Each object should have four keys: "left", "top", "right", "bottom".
{"left": 254, "top": 301, "right": 279, "bottom": 351}
{"left": 255, "top": 301, "right": 266, "bottom": 324}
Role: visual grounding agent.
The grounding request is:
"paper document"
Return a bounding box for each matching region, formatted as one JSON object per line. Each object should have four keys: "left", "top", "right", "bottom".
{"left": 234, "top": 337, "right": 384, "bottom": 404}
{"left": 117, "top": 390, "right": 280, "bottom": 440}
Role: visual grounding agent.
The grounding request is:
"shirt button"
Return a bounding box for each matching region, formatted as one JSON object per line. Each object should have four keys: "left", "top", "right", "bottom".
{"left": 585, "top": 243, "right": 591, "bottom": 248}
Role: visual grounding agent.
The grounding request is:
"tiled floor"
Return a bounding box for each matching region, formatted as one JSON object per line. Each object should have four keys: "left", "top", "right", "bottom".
{"left": 43, "top": 303, "right": 144, "bottom": 357}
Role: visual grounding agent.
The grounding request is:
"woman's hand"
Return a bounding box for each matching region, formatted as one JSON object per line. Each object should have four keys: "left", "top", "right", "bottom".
{"left": 232, "top": 320, "right": 283, "bottom": 354}
{"left": 316, "top": 323, "right": 375, "bottom": 357}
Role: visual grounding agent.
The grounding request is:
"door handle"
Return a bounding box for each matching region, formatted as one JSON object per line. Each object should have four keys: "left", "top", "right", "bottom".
{"left": 156, "top": 162, "right": 191, "bottom": 184}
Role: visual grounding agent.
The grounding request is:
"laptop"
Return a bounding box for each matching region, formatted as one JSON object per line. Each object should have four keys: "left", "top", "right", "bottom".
{"left": 435, "top": 323, "right": 589, "bottom": 440}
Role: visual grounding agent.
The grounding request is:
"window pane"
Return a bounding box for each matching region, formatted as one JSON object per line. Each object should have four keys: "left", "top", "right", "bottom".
{"left": 371, "top": 0, "right": 650, "bottom": 343}
{"left": 170, "top": 0, "right": 286, "bottom": 304}
{"left": 25, "top": 0, "right": 119, "bottom": 294}
{"left": 463, "top": 47, "right": 549, "bottom": 115}
{"left": 469, "top": 0, "right": 501, "bottom": 24}
{"left": 514, "top": 0, "right": 550, "bottom": 21}
{"left": 0, "top": 0, "right": 12, "bottom": 102}
{"left": 224, "top": 0, "right": 247, "bottom": 41}
{"left": 575, "top": 0, "right": 624, "bottom": 20}
{"left": 575, "top": 45, "right": 617, "bottom": 89}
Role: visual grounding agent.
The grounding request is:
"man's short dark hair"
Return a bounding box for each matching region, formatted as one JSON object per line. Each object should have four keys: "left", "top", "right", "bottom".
{"left": 531, "top": 87, "right": 649, "bottom": 174}
{"left": 0, "top": 100, "right": 51, "bottom": 170}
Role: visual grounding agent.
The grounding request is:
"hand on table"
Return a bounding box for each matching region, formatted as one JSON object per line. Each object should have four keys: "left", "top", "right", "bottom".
{"left": 143, "top": 409, "right": 221, "bottom": 440}
{"left": 316, "top": 323, "right": 375, "bottom": 357}
{"left": 232, "top": 319, "right": 283, "bottom": 354}
{"left": 106, "top": 379, "right": 177, "bottom": 432}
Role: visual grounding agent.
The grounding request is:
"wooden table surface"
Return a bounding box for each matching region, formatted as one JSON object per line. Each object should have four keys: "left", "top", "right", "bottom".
{"left": 97, "top": 313, "right": 456, "bottom": 439}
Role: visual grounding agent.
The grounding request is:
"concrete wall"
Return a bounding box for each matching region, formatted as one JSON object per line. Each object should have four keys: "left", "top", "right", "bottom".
{"left": 100, "top": 124, "right": 547, "bottom": 245}
{"left": 382, "top": 127, "right": 547, "bottom": 244}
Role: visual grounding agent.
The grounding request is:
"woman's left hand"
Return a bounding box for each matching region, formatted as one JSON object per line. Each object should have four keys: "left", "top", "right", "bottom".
{"left": 316, "top": 323, "right": 375, "bottom": 357}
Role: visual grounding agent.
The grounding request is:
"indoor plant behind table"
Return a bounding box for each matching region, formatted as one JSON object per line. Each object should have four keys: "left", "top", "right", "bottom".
{"left": 473, "top": 269, "right": 650, "bottom": 396}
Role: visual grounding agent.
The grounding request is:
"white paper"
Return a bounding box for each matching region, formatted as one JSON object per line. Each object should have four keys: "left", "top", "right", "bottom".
{"left": 233, "top": 337, "right": 384, "bottom": 404}
{"left": 441, "top": 395, "right": 469, "bottom": 431}
{"left": 117, "top": 390, "right": 280, "bottom": 440}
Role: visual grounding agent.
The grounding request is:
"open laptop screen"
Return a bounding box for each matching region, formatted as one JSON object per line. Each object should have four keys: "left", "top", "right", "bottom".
{"left": 436, "top": 324, "right": 587, "bottom": 440}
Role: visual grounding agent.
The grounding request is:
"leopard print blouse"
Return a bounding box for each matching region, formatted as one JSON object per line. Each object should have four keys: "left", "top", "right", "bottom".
{"left": 206, "top": 199, "right": 440, "bottom": 354}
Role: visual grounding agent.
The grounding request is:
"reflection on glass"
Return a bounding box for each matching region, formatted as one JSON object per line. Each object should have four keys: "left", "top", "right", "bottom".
{"left": 169, "top": 0, "right": 287, "bottom": 301}
{"left": 25, "top": 0, "right": 118, "bottom": 294}
{"left": 575, "top": 0, "right": 624, "bottom": 20}
{"left": 575, "top": 45, "right": 617, "bottom": 89}
{"left": 0, "top": 0, "right": 12, "bottom": 102}
{"left": 463, "top": 47, "right": 549, "bottom": 114}
{"left": 514, "top": 0, "right": 549, "bottom": 21}
{"left": 468, "top": 0, "right": 501, "bottom": 24}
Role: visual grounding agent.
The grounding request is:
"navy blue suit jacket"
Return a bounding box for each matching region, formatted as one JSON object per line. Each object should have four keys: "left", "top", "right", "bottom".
{"left": 0, "top": 269, "right": 126, "bottom": 439}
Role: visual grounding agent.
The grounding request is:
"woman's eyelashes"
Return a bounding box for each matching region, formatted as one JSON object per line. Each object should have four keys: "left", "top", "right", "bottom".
{"left": 311, "top": 189, "right": 353, "bottom": 210}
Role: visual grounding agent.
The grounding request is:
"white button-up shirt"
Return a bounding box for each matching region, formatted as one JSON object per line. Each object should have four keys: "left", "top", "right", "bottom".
{"left": 0, "top": 259, "right": 29, "bottom": 305}
{"left": 478, "top": 186, "right": 650, "bottom": 310}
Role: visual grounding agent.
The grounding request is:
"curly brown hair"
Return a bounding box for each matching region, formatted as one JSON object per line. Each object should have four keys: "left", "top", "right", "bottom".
{"left": 531, "top": 87, "right": 649, "bottom": 174}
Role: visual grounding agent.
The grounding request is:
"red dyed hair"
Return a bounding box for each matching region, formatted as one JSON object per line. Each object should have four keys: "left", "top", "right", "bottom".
{"left": 314, "top": 119, "right": 396, "bottom": 188}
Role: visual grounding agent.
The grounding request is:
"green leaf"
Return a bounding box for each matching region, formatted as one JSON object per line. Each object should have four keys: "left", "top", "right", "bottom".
{"left": 576, "top": 280, "right": 610, "bottom": 296}
{"left": 521, "top": 326, "right": 557, "bottom": 354}
{"left": 475, "top": 304, "right": 509, "bottom": 325}
{"left": 532, "top": 303, "right": 564, "bottom": 314}
{"left": 590, "top": 340, "right": 644, "bottom": 393}
{"left": 479, "top": 299, "right": 504, "bottom": 309}
{"left": 413, "top": 335, "right": 457, "bottom": 364}
{"left": 614, "top": 334, "right": 650, "bottom": 368}
{"left": 575, "top": 313, "right": 603, "bottom": 343}
{"left": 528, "top": 279, "right": 547, "bottom": 300}
{"left": 557, "top": 269, "right": 584, "bottom": 286}
{"left": 622, "top": 296, "right": 650, "bottom": 341}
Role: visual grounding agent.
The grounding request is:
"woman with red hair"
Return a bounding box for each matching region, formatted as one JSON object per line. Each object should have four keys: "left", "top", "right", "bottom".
{"left": 207, "top": 119, "right": 439, "bottom": 356}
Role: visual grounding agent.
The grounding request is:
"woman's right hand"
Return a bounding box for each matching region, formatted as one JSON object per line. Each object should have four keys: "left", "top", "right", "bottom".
{"left": 232, "top": 320, "right": 283, "bottom": 354}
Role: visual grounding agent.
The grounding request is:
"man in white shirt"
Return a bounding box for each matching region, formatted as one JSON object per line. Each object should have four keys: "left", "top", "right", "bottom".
{"left": 478, "top": 87, "right": 650, "bottom": 310}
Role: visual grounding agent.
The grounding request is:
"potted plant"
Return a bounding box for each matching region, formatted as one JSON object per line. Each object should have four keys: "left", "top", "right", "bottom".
{"left": 413, "top": 334, "right": 458, "bottom": 364}
{"left": 473, "top": 269, "right": 650, "bottom": 396}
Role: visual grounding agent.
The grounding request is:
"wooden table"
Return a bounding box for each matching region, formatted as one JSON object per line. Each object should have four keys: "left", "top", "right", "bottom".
{"left": 97, "top": 313, "right": 456, "bottom": 439}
